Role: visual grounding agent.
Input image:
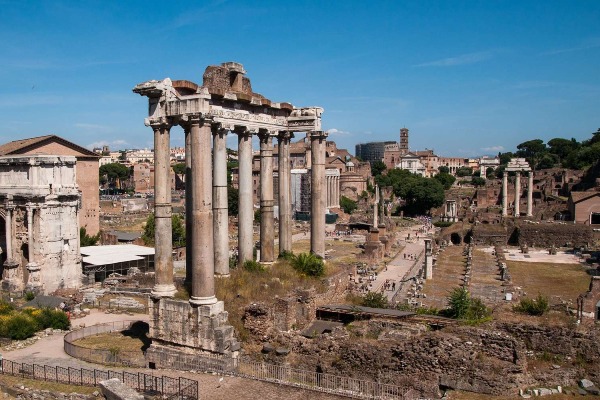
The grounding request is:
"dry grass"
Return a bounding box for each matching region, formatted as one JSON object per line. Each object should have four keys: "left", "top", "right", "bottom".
{"left": 74, "top": 332, "right": 146, "bottom": 353}
{"left": 421, "top": 246, "right": 466, "bottom": 310}
{"left": 447, "top": 390, "right": 578, "bottom": 400}
{"left": 0, "top": 375, "right": 98, "bottom": 396}
{"left": 215, "top": 258, "right": 330, "bottom": 341}
{"left": 507, "top": 261, "right": 590, "bottom": 303}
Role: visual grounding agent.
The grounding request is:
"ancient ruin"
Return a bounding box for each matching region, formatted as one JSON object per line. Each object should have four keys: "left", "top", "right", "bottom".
{"left": 0, "top": 156, "right": 82, "bottom": 293}
{"left": 502, "top": 158, "right": 533, "bottom": 217}
{"left": 133, "top": 62, "right": 325, "bottom": 364}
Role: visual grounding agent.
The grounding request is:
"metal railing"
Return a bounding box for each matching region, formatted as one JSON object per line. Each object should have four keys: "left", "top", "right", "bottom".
{"left": 150, "top": 351, "right": 415, "bottom": 399}
{"left": 66, "top": 321, "right": 416, "bottom": 399}
{"left": 64, "top": 320, "right": 147, "bottom": 367}
{"left": 0, "top": 359, "right": 197, "bottom": 400}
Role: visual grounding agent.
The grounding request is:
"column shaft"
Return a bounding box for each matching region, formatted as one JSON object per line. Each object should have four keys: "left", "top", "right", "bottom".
{"left": 259, "top": 132, "right": 274, "bottom": 262}
{"left": 237, "top": 131, "right": 254, "bottom": 265}
{"left": 184, "top": 127, "right": 192, "bottom": 285}
{"left": 502, "top": 174, "right": 508, "bottom": 216}
{"left": 514, "top": 172, "right": 521, "bottom": 217}
{"left": 527, "top": 171, "right": 533, "bottom": 217}
{"left": 213, "top": 128, "right": 229, "bottom": 275}
{"left": 278, "top": 132, "right": 293, "bottom": 255}
{"left": 152, "top": 123, "right": 176, "bottom": 297}
{"left": 310, "top": 131, "right": 328, "bottom": 257}
{"left": 4, "top": 208, "right": 12, "bottom": 260}
{"left": 190, "top": 119, "right": 216, "bottom": 305}
{"left": 26, "top": 206, "right": 34, "bottom": 262}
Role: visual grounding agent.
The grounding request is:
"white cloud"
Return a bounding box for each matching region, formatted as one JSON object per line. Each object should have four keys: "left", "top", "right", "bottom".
{"left": 540, "top": 37, "right": 600, "bottom": 55}
{"left": 326, "top": 128, "right": 351, "bottom": 136}
{"left": 414, "top": 51, "right": 493, "bottom": 67}
{"left": 481, "top": 145, "right": 504, "bottom": 152}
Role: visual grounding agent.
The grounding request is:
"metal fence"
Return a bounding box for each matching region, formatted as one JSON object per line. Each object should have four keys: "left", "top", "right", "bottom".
{"left": 0, "top": 359, "right": 198, "bottom": 400}
{"left": 150, "top": 351, "right": 416, "bottom": 400}
{"left": 66, "top": 321, "right": 416, "bottom": 399}
{"left": 64, "top": 320, "right": 147, "bottom": 367}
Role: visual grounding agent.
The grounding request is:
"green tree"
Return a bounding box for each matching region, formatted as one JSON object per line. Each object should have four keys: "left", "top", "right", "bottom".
{"left": 547, "top": 138, "right": 580, "bottom": 165}
{"left": 456, "top": 167, "right": 473, "bottom": 177}
{"left": 362, "top": 292, "right": 388, "bottom": 308}
{"left": 536, "top": 153, "right": 559, "bottom": 170}
{"left": 172, "top": 162, "right": 186, "bottom": 177}
{"left": 498, "top": 151, "right": 514, "bottom": 165}
{"left": 228, "top": 186, "right": 239, "bottom": 216}
{"left": 340, "top": 196, "right": 358, "bottom": 214}
{"left": 485, "top": 167, "right": 495, "bottom": 179}
{"left": 99, "top": 163, "right": 130, "bottom": 189}
{"left": 371, "top": 160, "right": 387, "bottom": 177}
{"left": 142, "top": 213, "right": 186, "bottom": 247}
{"left": 376, "top": 169, "right": 444, "bottom": 215}
{"left": 447, "top": 287, "right": 470, "bottom": 319}
{"left": 434, "top": 172, "right": 455, "bottom": 190}
{"left": 80, "top": 227, "right": 100, "bottom": 247}
{"left": 471, "top": 176, "right": 486, "bottom": 187}
{"left": 516, "top": 139, "right": 546, "bottom": 170}
{"left": 438, "top": 166, "right": 450, "bottom": 174}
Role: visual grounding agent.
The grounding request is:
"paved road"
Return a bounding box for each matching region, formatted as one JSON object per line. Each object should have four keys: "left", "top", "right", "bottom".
{"left": 371, "top": 224, "right": 432, "bottom": 302}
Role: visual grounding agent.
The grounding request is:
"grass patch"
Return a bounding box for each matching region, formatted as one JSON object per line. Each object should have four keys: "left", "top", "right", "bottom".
{"left": 73, "top": 321, "right": 149, "bottom": 353}
{"left": 507, "top": 261, "right": 589, "bottom": 303}
{"left": 0, "top": 375, "right": 98, "bottom": 396}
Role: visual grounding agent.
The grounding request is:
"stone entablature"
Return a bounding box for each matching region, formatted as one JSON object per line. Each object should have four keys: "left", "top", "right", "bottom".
{"left": 0, "top": 156, "right": 81, "bottom": 293}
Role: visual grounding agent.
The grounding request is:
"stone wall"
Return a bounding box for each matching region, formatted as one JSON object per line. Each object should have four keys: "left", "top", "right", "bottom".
{"left": 516, "top": 223, "right": 593, "bottom": 248}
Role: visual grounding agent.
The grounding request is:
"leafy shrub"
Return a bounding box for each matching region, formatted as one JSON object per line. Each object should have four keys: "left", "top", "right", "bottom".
{"left": 24, "top": 292, "right": 36, "bottom": 301}
{"left": 243, "top": 260, "right": 265, "bottom": 273}
{"left": 22, "top": 307, "right": 70, "bottom": 330}
{"left": 340, "top": 196, "right": 358, "bottom": 214}
{"left": 434, "top": 221, "right": 453, "bottom": 228}
{"left": 4, "top": 314, "right": 38, "bottom": 340}
{"left": 446, "top": 287, "right": 491, "bottom": 322}
{"left": 279, "top": 250, "right": 295, "bottom": 261}
{"left": 362, "top": 292, "right": 388, "bottom": 309}
{"left": 290, "top": 253, "right": 325, "bottom": 277}
{"left": 513, "top": 294, "right": 549, "bottom": 316}
{"left": 0, "top": 301, "right": 15, "bottom": 315}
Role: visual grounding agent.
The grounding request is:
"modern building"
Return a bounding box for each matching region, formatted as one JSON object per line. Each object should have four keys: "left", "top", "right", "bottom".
{"left": 355, "top": 141, "right": 398, "bottom": 164}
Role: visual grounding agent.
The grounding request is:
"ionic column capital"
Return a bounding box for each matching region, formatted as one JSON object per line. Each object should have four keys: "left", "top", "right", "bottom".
{"left": 147, "top": 117, "right": 173, "bottom": 131}
{"left": 277, "top": 131, "right": 294, "bottom": 141}
{"left": 309, "top": 130, "right": 328, "bottom": 141}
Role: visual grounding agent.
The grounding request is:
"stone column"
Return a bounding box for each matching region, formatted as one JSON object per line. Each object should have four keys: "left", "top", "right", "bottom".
{"left": 326, "top": 176, "right": 331, "bottom": 208}
{"left": 184, "top": 125, "right": 193, "bottom": 286}
{"left": 4, "top": 206, "right": 12, "bottom": 262}
{"left": 514, "top": 171, "right": 521, "bottom": 217}
{"left": 258, "top": 131, "right": 274, "bottom": 263}
{"left": 151, "top": 122, "right": 176, "bottom": 298}
{"left": 336, "top": 176, "right": 340, "bottom": 207}
{"left": 237, "top": 129, "right": 254, "bottom": 266}
{"left": 213, "top": 126, "right": 229, "bottom": 276}
{"left": 278, "top": 132, "right": 293, "bottom": 255}
{"left": 310, "top": 131, "right": 328, "bottom": 257}
{"left": 190, "top": 118, "right": 216, "bottom": 305}
{"left": 527, "top": 171, "right": 533, "bottom": 217}
{"left": 502, "top": 174, "right": 508, "bottom": 216}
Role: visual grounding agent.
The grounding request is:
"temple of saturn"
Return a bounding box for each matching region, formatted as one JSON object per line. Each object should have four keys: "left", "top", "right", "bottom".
{"left": 133, "top": 62, "right": 326, "bottom": 363}
{"left": 502, "top": 158, "right": 533, "bottom": 217}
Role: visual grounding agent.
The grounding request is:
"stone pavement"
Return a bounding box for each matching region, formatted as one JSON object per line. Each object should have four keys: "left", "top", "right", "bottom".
{"left": 371, "top": 224, "right": 431, "bottom": 302}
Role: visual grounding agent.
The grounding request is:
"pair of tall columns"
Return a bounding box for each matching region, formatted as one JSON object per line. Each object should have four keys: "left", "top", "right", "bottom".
{"left": 237, "top": 130, "right": 294, "bottom": 265}
{"left": 154, "top": 119, "right": 219, "bottom": 304}
{"left": 501, "top": 171, "right": 533, "bottom": 217}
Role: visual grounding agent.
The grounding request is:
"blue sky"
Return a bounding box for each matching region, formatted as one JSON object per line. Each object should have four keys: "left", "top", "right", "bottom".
{"left": 1, "top": 0, "right": 599, "bottom": 157}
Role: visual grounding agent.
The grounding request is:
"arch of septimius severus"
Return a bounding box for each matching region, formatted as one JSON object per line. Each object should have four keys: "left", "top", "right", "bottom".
{"left": 133, "top": 62, "right": 326, "bottom": 363}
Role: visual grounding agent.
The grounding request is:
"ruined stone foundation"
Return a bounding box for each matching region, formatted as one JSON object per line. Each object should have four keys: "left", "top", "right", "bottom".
{"left": 145, "top": 298, "right": 239, "bottom": 369}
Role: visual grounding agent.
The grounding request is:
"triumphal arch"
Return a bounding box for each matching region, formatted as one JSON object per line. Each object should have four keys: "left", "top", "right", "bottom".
{"left": 134, "top": 62, "right": 326, "bottom": 364}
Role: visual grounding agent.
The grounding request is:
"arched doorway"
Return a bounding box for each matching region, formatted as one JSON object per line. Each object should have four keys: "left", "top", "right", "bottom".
{"left": 450, "top": 233, "right": 462, "bottom": 245}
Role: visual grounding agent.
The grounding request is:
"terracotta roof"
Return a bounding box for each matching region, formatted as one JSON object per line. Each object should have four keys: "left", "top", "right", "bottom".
{"left": 570, "top": 191, "right": 600, "bottom": 203}
{"left": 0, "top": 135, "right": 99, "bottom": 157}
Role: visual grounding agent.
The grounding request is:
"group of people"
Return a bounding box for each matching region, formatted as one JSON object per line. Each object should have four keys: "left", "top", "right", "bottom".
{"left": 326, "top": 229, "right": 354, "bottom": 237}
{"left": 380, "top": 279, "right": 396, "bottom": 292}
